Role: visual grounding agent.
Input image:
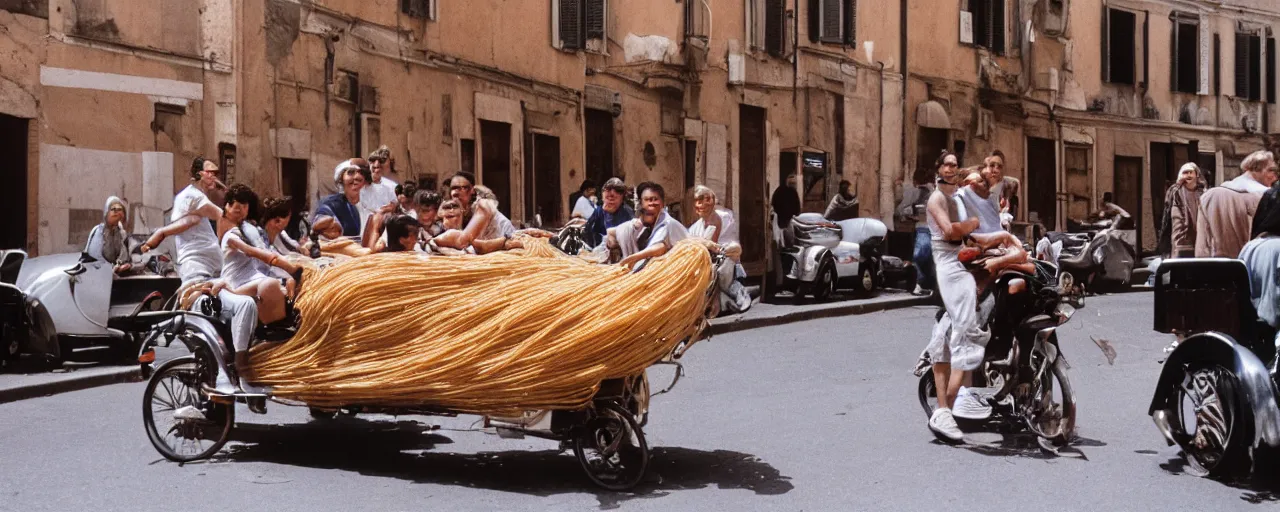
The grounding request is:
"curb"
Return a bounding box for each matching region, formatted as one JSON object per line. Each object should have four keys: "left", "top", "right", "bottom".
{"left": 707, "top": 295, "right": 936, "bottom": 336}
{"left": 0, "top": 367, "right": 142, "bottom": 405}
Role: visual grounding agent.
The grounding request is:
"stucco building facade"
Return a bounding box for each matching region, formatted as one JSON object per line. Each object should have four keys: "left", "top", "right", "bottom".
{"left": 1, "top": 0, "right": 1277, "bottom": 260}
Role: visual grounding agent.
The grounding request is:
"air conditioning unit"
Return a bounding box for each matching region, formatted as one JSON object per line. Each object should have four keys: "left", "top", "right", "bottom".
{"left": 332, "top": 71, "right": 358, "bottom": 103}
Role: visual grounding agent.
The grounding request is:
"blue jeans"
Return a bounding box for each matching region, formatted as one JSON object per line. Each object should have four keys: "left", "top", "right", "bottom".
{"left": 913, "top": 227, "right": 935, "bottom": 291}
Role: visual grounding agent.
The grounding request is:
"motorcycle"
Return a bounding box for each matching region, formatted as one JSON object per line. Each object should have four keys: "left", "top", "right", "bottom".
{"left": 1148, "top": 258, "right": 1280, "bottom": 476}
{"left": 1040, "top": 211, "right": 1136, "bottom": 292}
{"left": 914, "top": 260, "right": 1085, "bottom": 449}
{"left": 777, "top": 213, "right": 887, "bottom": 300}
{"left": 1, "top": 239, "right": 180, "bottom": 368}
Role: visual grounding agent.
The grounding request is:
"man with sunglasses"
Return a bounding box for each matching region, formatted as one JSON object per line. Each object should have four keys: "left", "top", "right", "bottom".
{"left": 361, "top": 146, "right": 400, "bottom": 217}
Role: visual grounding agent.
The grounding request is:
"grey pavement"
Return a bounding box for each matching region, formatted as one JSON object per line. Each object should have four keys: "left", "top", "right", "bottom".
{"left": 2, "top": 293, "right": 1275, "bottom": 511}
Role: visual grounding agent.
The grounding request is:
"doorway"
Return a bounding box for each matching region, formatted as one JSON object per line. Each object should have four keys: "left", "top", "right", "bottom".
{"left": 0, "top": 114, "right": 28, "bottom": 250}
{"left": 480, "top": 120, "right": 513, "bottom": 218}
{"left": 1063, "top": 145, "right": 1093, "bottom": 221}
{"left": 1114, "top": 156, "right": 1143, "bottom": 249}
{"left": 1150, "top": 142, "right": 1193, "bottom": 224}
{"left": 529, "top": 134, "right": 561, "bottom": 226}
{"left": 280, "top": 158, "right": 309, "bottom": 239}
{"left": 739, "top": 105, "right": 767, "bottom": 270}
{"left": 1026, "top": 137, "right": 1058, "bottom": 230}
{"left": 916, "top": 128, "right": 949, "bottom": 180}
{"left": 585, "top": 109, "right": 615, "bottom": 185}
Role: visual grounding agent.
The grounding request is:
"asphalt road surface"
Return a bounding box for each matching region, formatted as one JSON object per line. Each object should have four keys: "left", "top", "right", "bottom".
{"left": 2, "top": 293, "right": 1278, "bottom": 511}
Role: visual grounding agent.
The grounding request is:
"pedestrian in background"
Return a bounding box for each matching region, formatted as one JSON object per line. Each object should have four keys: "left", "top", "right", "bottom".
{"left": 1196, "top": 150, "right": 1278, "bottom": 258}
{"left": 824, "top": 179, "right": 859, "bottom": 221}
{"left": 1157, "top": 163, "right": 1205, "bottom": 259}
{"left": 897, "top": 168, "right": 935, "bottom": 296}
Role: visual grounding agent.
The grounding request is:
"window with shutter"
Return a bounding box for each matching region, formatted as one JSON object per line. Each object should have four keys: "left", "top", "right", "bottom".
{"left": 585, "top": 0, "right": 606, "bottom": 41}
{"left": 990, "top": 0, "right": 1005, "bottom": 55}
{"left": 1249, "top": 34, "right": 1263, "bottom": 102}
{"left": 969, "top": 0, "right": 1002, "bottom": 54}
{"left": 843, "top": 0, "right": 857, "bottom": 46}
{"left": 558, "top": 0, "right": 583, "bottom": 50}
{"left": 401, "top": 0, "right": 431, "bottom": 18}
{"left": 820, "top": 0, "right": 842, "bottom": 43}
{"left": 765, "top": 0, "right": 786, "bottom": 57}
{"left": 1267, "top": 37, "right": 1276, "bottom": 104}
{"left": 1171, "top": 19, "right": 1197, "bottom": 94}
{"left": 1235, "top": 32, "right": 1254, "bottom": 99}
{"left": 1104, "top": 9, "right": 1136, "bottom": 85}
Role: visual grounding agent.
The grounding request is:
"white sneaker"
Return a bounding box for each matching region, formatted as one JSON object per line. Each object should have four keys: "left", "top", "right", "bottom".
{"left": 953, "top": 387, "right": 993, "bottom": 421}
{"left": 929, "top": 408, "right": 964, "bottom": 443}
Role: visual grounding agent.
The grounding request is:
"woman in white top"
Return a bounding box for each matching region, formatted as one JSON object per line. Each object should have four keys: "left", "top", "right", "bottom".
{"left": 434, "top": 173, "right": 517, "bottom": 250}
{"left": 688, "top": 185, "right": 750, "bottom": 313}
{"left": 217, "top": 184, "right": 300, "bottom": 326}
{"left": 570, "top": 180, "right": 598, "bottom": 219}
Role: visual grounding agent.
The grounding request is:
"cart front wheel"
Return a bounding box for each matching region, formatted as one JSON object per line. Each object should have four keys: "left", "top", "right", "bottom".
{"left": 574, "top": 401, "right": 649, "bottom": 491}
{"left": 142, "top": 355, "right": 234, "bottom": 462}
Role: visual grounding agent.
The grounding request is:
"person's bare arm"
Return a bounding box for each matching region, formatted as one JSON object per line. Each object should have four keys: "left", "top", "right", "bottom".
{"left": 618, "top": 242, "right": 671, "bottom": 269}
{"left": 142, "top": 214, "right": 208, "bottom": 251}
{"left": 433, "top": 229, "right": 469, "bottom": 249}
{"left": 311, "top": 216, "right": 342, "bottom": 238}
{"left": 925, "top": 192, "right": 978, "bottom": 242}
{"left": 455, "top": 200, "right": 496, "bottom": 247}
{"left": 226, "top": 236, "right": 299, "bottom": 275}
{"left": 472, "top": 237, "right": 517, "bottom": 254}
{"left": 970, "top": 231, "right": 1019, "bottom": 251}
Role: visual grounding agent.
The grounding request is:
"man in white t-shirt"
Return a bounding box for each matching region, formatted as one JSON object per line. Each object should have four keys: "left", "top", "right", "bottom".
{"left": 141, "top": 157, "right": 259, "bottom": 394}
{"left": 362, "top": 146, "right": 399, "bottom": 216}
{"left": 607, "top": 182, "right": 688, "bottom": 270}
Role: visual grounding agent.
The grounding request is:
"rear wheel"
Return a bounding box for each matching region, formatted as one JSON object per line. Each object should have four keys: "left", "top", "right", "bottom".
{"left": 1167, "top": 362, "right": 1251, "bottom": 476}
{"left": 574, "top": 401, "right": 650, "bottom": 491}
{"left": 813, "top": 262, "right": 837, "bottom": 301}
{"left": 854, "top": 265, "right": 875, "bottom": 294}
{"left": 142, "top": 355, "right": 234, "bottom": 462}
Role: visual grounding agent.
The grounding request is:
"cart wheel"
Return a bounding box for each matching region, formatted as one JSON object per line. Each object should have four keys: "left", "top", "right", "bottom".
{"left": 574, "top": 401, "right": 650, "bottom": 491}
{"left": 309, "top": 407, "right": 337, "bottom": 420}
{"left": 854, "top": 265, "right": 875, "bottom": 294}
{"left": 142, "top": 355, "right": 234, "bottom": 462}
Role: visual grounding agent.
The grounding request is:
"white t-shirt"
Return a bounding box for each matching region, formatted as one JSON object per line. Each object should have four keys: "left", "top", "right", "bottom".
{"left": 220, "top": 227, "right": 268, "bottom": 289}
{"left": 689, "top": 208, "right": 739, "bottom": 245}
{"left": 360, "top": 181, "right": 398, "bottom": 217}
{"left": 571, "top": 196, "right": 596, "bottom": 219}
{"left": 172, "top": 185, "right": 223, "bottom": 284}
{"left": 956, "top": 187, "right": 1003, "bottom": 235}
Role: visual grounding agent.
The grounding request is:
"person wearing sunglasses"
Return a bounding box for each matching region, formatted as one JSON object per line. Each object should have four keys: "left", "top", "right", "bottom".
{"left": 360, "top": 146, "right": 400, "bottom": 221}
{"left": 85, "top": 196, "right": 134, "bottom": 275}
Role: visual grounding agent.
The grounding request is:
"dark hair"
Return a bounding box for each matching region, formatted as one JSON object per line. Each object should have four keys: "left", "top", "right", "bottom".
{"left": 368, "top": 145, "right": 391, "bottom": 161}
{"left": 225, "top": 183, "right": 258, "bottom": 209}
{"left": 636, "top": 181, "right": 665, "bottom": 201}
{"left": 989, "top": 149, "right": 1006, "bottom": 160}
{"left": 400, "top": 181, "right": 417, "bottom": 199}
{"left": 449, "top": 171, "right": 476, "bottom": 187}
{"left": 394, "top": 184, "right": 404, "bottom": 196}
{"left": 839, "top": 180, "right": 853, "bottom": 194}
{"left": 190, "top": 157, "right": 208, "bottom": 180}
{"left": 384, "top": 215, "right": 422, "bottom": 252}
{"left": 602, "top": 177, "right": 627, "bottom": 195}
{"left": 580, "top": 179, "right": 598, "bottom": 193}
{"left": 934, "top": 150, "right": 955, "bottom": 170}
{"left": 1103, "top": 192, "right": 1114, "bottom": 203}
{"left": 261, "top": 196, "right": 293, "bottom": 223}
{"left": 341, "top": 159, "right": 373, "bottom": 184}
{"left": 414, "top": 190, "right": 442, "bottom": 209}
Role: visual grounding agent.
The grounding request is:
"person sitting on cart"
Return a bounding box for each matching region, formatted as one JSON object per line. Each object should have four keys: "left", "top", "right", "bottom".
{"left": 583, "top": 178, "right": 634, "bottom": 247}
{"left": 414, "top": 190, "right": 445, "bottom": 237}
{"left": 259, "top": 196, "right": 305, "bottom": 258}
{"left": 312, "top": 159, "right": 371, "bottom": 240}
{"left": 380, "top": 214, "right": 425, "bottom": 253}
{"left": 85, "top": 196, "right": 135, "bottom": 276}
{"left": 141, "top": 157, "right": 261, "bottom": 395}
{"left": 606, "top": 182, "right": 688, "bottom": 270}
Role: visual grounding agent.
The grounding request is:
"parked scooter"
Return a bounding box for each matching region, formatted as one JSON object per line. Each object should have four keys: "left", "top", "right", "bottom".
{"left": 2, "top": 240, "right": 180, "bottom": 368}
{"left": 777, "top": 213, "right": 886, "bottom": 300}
{"left": 1040, "top": 211, "right": 1136, "bottom": 292}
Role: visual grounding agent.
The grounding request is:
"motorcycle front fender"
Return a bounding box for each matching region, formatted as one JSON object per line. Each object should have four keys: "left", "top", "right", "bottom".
{"left": 792, "top": 246, "right": 831, "bottom": 282}
{"left": 1149, "top": 332, "right": 1280, "bottom": 449}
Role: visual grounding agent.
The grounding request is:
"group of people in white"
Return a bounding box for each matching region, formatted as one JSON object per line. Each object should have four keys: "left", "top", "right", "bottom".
{"left": 81, "top": 146, "right": 750, "bottom": 394}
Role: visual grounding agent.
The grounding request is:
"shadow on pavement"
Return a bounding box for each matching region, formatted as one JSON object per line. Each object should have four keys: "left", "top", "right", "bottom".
{"left": 938, "top": 427, "right": 1104, "bottom": 461}
{"left": 212, "top": 417, "right": 793, "bottom": 509}
{"left": 1159, "top": 455, "right": 1280, "bottom": 505}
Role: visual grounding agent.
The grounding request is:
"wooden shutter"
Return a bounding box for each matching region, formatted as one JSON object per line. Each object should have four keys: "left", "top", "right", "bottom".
{"left": 843, "top": 0, "right": 857, "bottom": 46}
{"left": 401, "top": 0, "right": 428, "bottom": 17}
{"left": 971, "top": 0, "right": 990, "bottom": 50}
{"left": 808, "top": 0, "right": 820, "bottom": 43}
{"left": 1249, "top": 35, "right": 1263, "bottom": 101}
{"left": 1268, "top": 37, "right": 1277, "bottom": 104}
{"left": 1236, "top": 32, "right": 1251, "bottom": 98}
{"left": 560, "top": 0, "right": 583, "bottom": 50}
{"left": 585, "top": 0, "right": 605, "bottom": 40}
{"left": 820, "top": 0, "right": 842, "bottom": 43}
{"left": 1213, "top": 34, "right": 1221, "bottom": 95}
{"left": 991, "top": 0, "right": 1005, "bottom": 55}
{"left": 766, "top": 0, "right": 786, "bottom": 57}
{"left": 1101, "top": 5, "right": 1110, "bottom": 83}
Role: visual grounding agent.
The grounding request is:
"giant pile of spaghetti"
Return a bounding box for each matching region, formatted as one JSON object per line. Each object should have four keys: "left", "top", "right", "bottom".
{"left": 248, "top": 238, "right": 713, "bottom": 416}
